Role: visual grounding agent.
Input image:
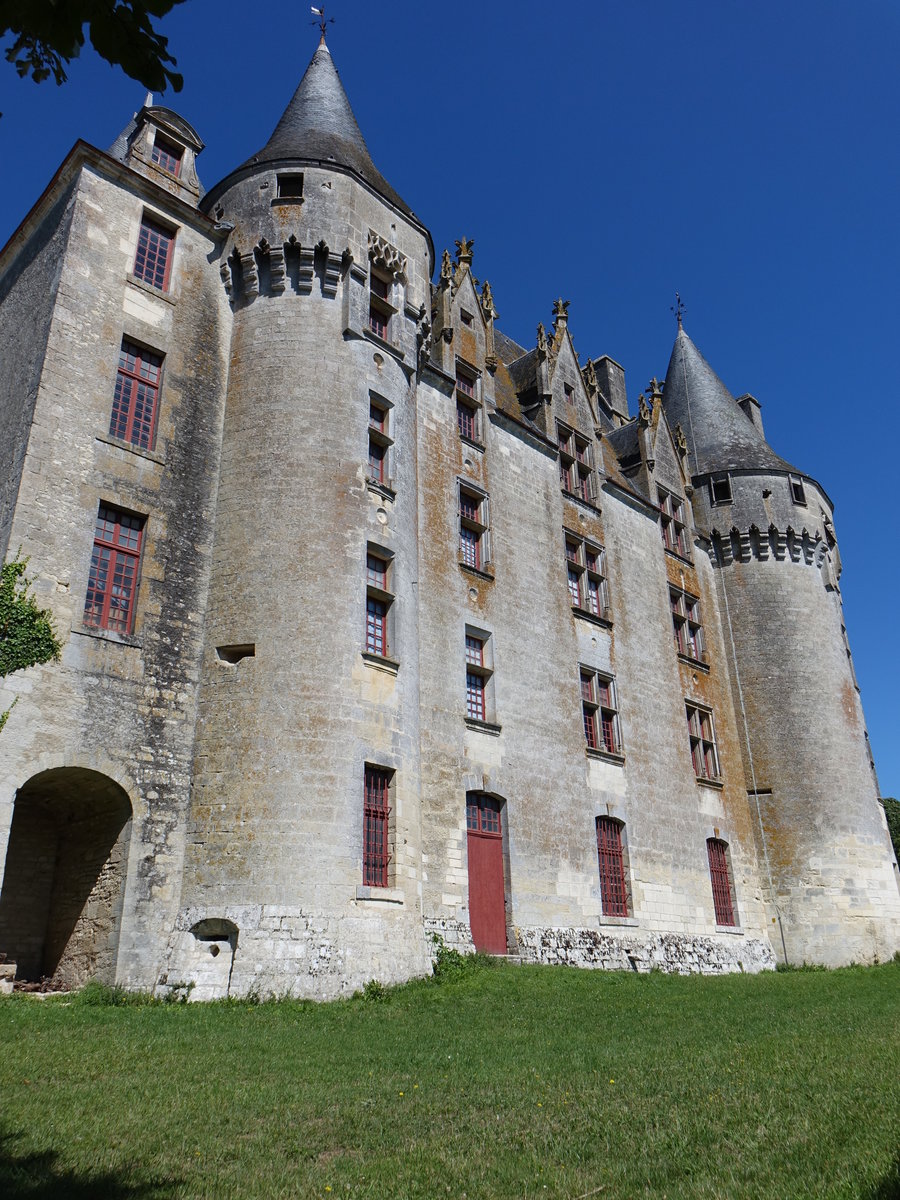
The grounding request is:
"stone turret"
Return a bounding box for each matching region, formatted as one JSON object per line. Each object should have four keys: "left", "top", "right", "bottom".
{"left": 662, "top": 326, "right": 900, "bottom": 965}
{"left": 170, "top": 41, "right": 434, "bottom": 998}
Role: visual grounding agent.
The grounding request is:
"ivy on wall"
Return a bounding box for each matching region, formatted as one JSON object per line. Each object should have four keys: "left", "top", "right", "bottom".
{"left": 0, "top": 554, "right": 62, "bottom": 732}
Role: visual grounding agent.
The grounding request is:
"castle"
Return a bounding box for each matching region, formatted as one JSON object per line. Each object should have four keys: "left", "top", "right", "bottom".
{"left": 0, "top": 38, "right": 897, "bottom": 999}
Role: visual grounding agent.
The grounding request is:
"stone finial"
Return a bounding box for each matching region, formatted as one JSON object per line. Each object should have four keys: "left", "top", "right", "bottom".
{"left": 480, "top": 279, "right": 497, "bottom": 321}
{"left": 552, "top": 298, "right": 569, "bottom": 328}
{"left": 536, "top": 322, "right": 548, "bottom": 357}
{"left": 648, "top": 377, "right": 662, "bottom": 401}
{"left": 637, "top": 393, "right": 651, "bottom": 427}
{"left": 440, "top": 248, "right": 453, "bottom": 283}
{"left": 674, "top": 422, "right": 688, "bottom": 457}
{"left": 454, "top": 237, "right": 474, "bottom": 267}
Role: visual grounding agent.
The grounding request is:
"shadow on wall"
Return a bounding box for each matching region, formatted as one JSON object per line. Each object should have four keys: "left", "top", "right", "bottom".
{"left": 0, "top": 1128, "right": 182, "bottom": 1199}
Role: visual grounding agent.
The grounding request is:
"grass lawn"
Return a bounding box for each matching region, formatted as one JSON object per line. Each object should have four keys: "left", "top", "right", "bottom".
{"left": 1, "top": 958, "right": 898, "bottom": 1199}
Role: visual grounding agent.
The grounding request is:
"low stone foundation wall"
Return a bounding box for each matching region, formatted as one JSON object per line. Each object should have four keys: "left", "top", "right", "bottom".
{"left": 514, "top": 925, "right": 776, "bottom": 974}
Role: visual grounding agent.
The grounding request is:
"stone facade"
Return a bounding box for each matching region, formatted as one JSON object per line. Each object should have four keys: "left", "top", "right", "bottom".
{"left": 0, "top": 43, "right": 896, "bottom": 998}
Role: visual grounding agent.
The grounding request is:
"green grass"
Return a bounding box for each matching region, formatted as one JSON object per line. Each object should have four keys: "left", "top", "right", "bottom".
{"left": 1, "top": 959, "right": 899, "bottom": 1199}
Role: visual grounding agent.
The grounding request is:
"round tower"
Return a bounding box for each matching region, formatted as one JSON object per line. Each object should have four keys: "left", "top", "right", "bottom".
{"left": 662, "top": 325, "right": 900, "bottom": 966}
{"left": 172, "top": 40, "right": 434, "bottom": 998}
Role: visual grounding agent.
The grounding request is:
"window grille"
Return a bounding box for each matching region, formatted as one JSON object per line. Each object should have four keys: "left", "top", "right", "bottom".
{"left": 707, "top": 838, "right": 735, "bottom": 925}
{"left": 596, "top": 817, "right": 628, "bottom": 916}
{"left": 364, "top": 766, "right": 392, "bottom": 887}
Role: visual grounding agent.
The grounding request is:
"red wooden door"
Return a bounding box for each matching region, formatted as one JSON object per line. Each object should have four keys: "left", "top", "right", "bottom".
{"left": 466, "top": 795, "right": 507, "bottom": 954}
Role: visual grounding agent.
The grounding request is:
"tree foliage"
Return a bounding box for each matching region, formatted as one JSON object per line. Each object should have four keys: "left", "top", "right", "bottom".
{"left": 1, "top": 0, "right": 186, "bottom": 95}
{"left": 0, "top": 554, "right": 62, "bottom": 732}
{"left": 884, "top": 797, "right": 900, "bottom": 863}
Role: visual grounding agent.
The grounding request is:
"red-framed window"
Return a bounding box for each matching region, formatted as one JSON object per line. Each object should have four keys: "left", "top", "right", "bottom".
{"left": 581, "top": 668, "right": 620, "bottom": 755}
{"left": 364, "top": 765, "right": 392, "bottom": 887}
{"left": 707, "top": 838, "right": 736, "bottom": 925}
{"left": 658, "top": 487, "right": 688, "bottom": 557}
{"left": 365, "top": 549, "right": 392, "bottom": 658}
{"left": 456, "top": 367, "right": 481, "bottom": 443}
{"left": 459, "top": 486, "right": 489, "bottom": 570}
{"left": 465, "top": 635, "right": 486, "bottom": 720}
{"left": 670, "top": 586, "right": 704, "bottom": 661}
{"left": 369, "top": 272, "right": 391, "bottom": 339}
{"left": 565, "top": 534, "right": 609, "bottom": 617}
{"left": 109, "top": 339, "right": 163, "bottom": 450}
{"left": 134, "top": 216, "right": 174, "bottom": 291}
{"left": 83, "top": 504, "right": 144, "bottom": 633}
{"left": 558, "top": 422, "right": 594, "bottom": 501}
{"left": 367, "top": 397, "right": 392, "bottom": 486}
{"left": 686, "top": 702, "right": 720, "bottom": 780}
{"left": 466, "top": 793, "right": 501, "bottom": 835}
{"left": 596, "top": 817, "right": 628, "bottom": 916}
{"left": 151, "top": 134, "right": 183, "bottom": 177}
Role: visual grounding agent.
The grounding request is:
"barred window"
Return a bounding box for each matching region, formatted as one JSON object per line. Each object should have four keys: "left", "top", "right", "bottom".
{"left": 364, "top": 765, "right": 393, "bottom": 888}
{"left": 596, "top": 817, "right": 629, "bottom": 917}
{"left": 110, "top": 339, "right": 163, "bottom": 450}
{"left": 83, "top": 504, "right": 144, "bottom": 634}
{"left": 707, "top": 838, "right": 736, "bottom": 925}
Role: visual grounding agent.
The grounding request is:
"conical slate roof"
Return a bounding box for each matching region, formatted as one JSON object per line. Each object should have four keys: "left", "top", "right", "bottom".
{"left": 662, "top": 326, "right": 796, "bottom": 475}
{"left": 239, "top": 42, "right": 415, "bottom": 220}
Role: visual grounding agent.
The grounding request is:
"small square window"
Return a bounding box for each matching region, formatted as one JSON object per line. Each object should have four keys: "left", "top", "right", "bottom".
{"left": 276, "top": 173, "right": 304, "bottom": 199}
{"left": 789, "top": 475, "right": 806, "bottom": 505}
{"left": 709, "top": 473, "right": 732, "bottom": 505}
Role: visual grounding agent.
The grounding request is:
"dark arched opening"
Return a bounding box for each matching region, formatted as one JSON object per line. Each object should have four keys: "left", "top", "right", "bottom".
{"left": 0, "top": 768, "right": 132, "bottom": 988}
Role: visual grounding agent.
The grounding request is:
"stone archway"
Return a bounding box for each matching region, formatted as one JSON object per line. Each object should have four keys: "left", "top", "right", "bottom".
{"left": 0, "top": 768, "right": 133, "bottom": 989}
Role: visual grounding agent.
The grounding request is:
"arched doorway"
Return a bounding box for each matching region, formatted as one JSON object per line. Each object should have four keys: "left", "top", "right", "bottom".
{"left": 0, "top": 768, "right": 133, "bottom": 989}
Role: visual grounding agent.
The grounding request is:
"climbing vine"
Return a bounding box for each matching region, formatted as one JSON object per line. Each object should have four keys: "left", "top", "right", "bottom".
{"left": 0, "top": 554, "right": 62, "bottom": 732}
{"left": 884, "top": 797, "right": 900, "bottom": 864}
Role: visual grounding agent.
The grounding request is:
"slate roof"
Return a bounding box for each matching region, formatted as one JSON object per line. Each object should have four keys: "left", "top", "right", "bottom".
{"left": 238, "top": 42, "right": 415, "bottom": 220}
{"left": 605, "top": 420, "right": 640, "bottom": 469}
{"left": 662, "top": 327, "right": 796, "bottom": 476}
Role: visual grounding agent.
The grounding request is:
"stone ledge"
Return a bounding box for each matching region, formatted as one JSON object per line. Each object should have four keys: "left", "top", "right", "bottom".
{"left": 355, "top": 885, "right": 404, "bottom": 904}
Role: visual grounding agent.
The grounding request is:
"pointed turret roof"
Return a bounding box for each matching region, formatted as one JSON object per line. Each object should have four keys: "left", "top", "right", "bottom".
{"left": 661, "top": 326, "right": 795, "bottom": 475}
{"left": 236, "top": 41, "right": 415, "bottom": 220}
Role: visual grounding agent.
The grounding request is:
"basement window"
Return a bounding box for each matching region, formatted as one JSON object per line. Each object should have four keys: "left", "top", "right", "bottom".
{"left": 216, "top": 644, "right": 256, "bottom": 664}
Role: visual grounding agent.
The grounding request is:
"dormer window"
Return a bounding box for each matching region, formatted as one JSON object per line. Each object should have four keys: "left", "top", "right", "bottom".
{"left": 151, "top": 134, "right": 183, "bottom": 177}
{"left": 557, "top": 422, "right": 594, "bottom": 502}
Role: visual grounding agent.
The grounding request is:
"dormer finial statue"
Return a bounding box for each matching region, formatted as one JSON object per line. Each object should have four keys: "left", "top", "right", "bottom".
{"left": 536, "top": 322, "right": 548, "bottom": 356}
{"left": 480, "top": 280, "right": 497, "bottom": 320}
{"left": 440, "top": 248, "right": 453, "bottom": 283}
{"left": 674, "top": 422, "right": 688, "bottom": 457}
{"left": 454, "top": 237, "right": 474, "bottom": 267}
{"left": 552, "top": 297, "right": 569, "bottom": 326}
{"left": 637, "top": 393, "right": 651, "bottom": 426}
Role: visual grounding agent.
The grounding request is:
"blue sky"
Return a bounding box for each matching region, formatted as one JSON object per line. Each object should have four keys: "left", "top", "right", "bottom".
{"left": 2, "top": 0, "right": 898, "bottom": 794}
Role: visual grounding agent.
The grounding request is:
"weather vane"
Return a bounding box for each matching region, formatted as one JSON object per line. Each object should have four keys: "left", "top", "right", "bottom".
{"left": 671, "top": 292, "right": 686, "bottom": 328}
{"left": 311, "top": 5, "right": 335, "bottom": 42}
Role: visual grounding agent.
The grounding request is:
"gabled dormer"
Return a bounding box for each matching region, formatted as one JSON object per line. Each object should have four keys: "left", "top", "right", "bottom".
{"left": 430, "top": 238, "right": 501, "bottom": 430}
{"left": 108, "top": 100, "right": 204, "bottom": 206}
